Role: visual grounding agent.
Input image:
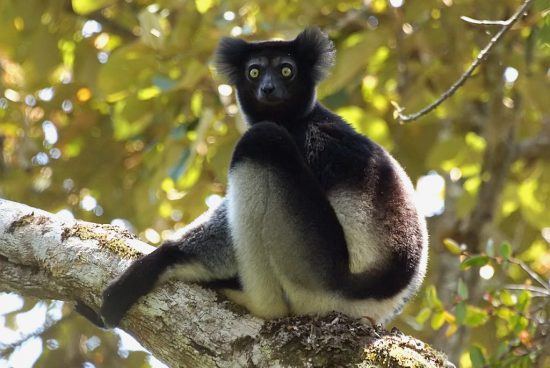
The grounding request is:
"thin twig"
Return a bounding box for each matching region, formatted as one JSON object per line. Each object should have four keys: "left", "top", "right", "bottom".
{"left": 460, "top": 16, "right": 511, "bottom": 26}
{"left": 394, "top": 0, "right": 534, "bottom": 123}
{"left": 509, "top": 258, "right": 550, "bottom": 290}
{"left": 504, "top": 284, "right": 550, "bottom": 296}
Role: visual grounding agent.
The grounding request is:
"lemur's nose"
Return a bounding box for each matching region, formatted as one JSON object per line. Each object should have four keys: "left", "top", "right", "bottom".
{"left": 261, "top": 84, "right": 275, "bottom": 95}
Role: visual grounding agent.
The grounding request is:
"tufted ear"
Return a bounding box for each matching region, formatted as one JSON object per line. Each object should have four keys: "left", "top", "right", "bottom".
{"left": 293, "top": 27, "right": 336, "bottom": 82}
{"left": 214, "top": 37, "right": 251, "bottom": 84}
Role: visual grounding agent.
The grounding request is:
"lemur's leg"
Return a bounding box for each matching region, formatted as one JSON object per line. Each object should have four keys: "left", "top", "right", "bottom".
{"left": 101, "top": 202, "right": 237, "bottom": 327}
{"left": 227, "top": 122, "right": 350, "bottom": 318}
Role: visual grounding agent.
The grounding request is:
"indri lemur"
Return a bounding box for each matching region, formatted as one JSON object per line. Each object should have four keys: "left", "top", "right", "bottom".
{"left": 100, "top": 28, "right": 428, "bottom": 327}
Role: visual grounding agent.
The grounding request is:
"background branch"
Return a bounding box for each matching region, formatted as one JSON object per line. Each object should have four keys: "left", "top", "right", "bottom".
{"left": 394, "top": 0, "right": 534, "bottom": 123}
{"left": 514, "top": 120, "right": 550, "bottom": 161}
{"left": 460, "top": 16, "right": 511, "bottom": 26}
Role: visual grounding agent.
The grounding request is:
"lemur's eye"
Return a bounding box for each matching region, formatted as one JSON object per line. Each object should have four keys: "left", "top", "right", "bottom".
{"left": 281, "top": 65, "right": 293, "bottom": 78}
{"left": 249, "top": 67, "right": 260, "bottom": 79}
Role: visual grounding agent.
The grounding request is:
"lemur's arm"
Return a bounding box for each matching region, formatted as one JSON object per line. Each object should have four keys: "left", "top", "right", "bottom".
{"left": 101, "top": 201, "right": 237, "bottom": 327}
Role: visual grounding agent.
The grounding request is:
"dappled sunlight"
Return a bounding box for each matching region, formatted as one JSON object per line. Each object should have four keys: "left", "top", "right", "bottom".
{"left": 415, "top": 172, "right": 445, "bottom": 218}
{"left": 0, "top": 0, "right": 547, "bottom": 366}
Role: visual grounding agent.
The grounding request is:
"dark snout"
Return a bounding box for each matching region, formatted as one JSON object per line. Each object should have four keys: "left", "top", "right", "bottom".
{"left": 261, "top": 82, "right": 275, "bottom": 96}
{"left": 257, "top": 77, "right": 284, "bottom": 105}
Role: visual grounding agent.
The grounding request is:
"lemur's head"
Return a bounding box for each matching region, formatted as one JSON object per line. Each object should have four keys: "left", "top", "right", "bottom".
{"left": 215, "top": 27, "right": 335, "bottom": 125}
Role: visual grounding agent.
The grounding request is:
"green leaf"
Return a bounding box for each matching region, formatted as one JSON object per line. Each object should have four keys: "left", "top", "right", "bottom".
{"left": 443, "top": 238, "right": 462, "bottom": 255}
{"left": 194, "top": 0, "right": 218, "bottom": 14}
{"left": 499, "top": 242, "right": 512, "bottom": 260}
{"left": 457, "top": 278, "right": 469, "bottom": 299}
{"left": 461, "top": 255, "right": 490, "bottom": 270}
{"left": 97, "top": 43, "right": 157, "bottom": 102}
{"left": 464, "top": 305, "right": 489, "bottom": 327}
{"left": 455, "top": 301, "right": 466, "bottom": 325}
{"left": 499, "top": 290, "right": 516, "bottom": 306}
{"left": 72, "top": 0, "right": 114, "bottom": 15}
{"left": 431, "top": 311, "right": 446, "bottom": 330}
{"left": 517, "top": 290, "right": 531, "bottom": 312}
{"left": 138, "top": 9, "right": 165, "bottom": 49}
{"left": 469, "top": 345, "right": 486, "bottom": 368}
{"left": 415, "top": 307, "right": 431, "bottom": 325}
{"left": 465, "top": 132, "right": 486, "bottom": 152}
{"left": 335, "top": 107, "right": 393, "bottom": 149}
{"left": 425, "top": 285, "right": 443, "bottom": 310}
{"left": 112, "top": 96, "right": 154, "bottom": 140}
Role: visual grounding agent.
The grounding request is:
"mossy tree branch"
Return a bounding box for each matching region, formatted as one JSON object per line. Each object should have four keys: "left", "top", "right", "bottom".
{"left": 0, "top": 198, "right": 452, "bottom": 367}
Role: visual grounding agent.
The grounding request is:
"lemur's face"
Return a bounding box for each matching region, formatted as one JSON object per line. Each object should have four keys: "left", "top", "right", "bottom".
{"left": 244, "top": 55, "right": 298, "bottom": 106}
{"left": 215, "top": 28, "right": 336, "bottom": 124}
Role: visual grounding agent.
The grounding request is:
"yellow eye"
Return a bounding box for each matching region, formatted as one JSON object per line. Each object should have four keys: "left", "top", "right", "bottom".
{"left": 249, "top": 68, "right": 260, "bottom": 79}
{"left": 281, "top": 66, "right": 293, "bottom": 78}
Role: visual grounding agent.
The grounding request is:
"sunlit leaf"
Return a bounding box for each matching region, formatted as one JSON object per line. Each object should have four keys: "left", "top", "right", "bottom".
{"left": 321, "top": 36, "right": 380, "bottom": 96}
{"left": 458, "top": 278, "right": 469, "bottom": 299}
{"left": 461, "top": 255, "right": 490, "bottom": 270}
{"left": 443, "top": 238, "right": 462, "bottom": 255}
{"left": 176, "top": 156, "right": 202, "bottom": 189}
{"left": 469, "top": 346, "right": 486, "bottom": 368}
{"left": 517, "top": 290, "right": 531, "bottom": 312}
{"left": 137, "top": 86, "right": 162, "bottom": 100}
{"left": 425, "top": 285, "right": 443, "bottom": 310}
{"left": 195, "top": 0, "right": 217, "bottom": 14}
{"left": 499, "top": 242, "right": 512, "bottom": 260}
{"left": 500, "top": 290, "right": 516, "bottom": 306}
{"left": 464, "top": 305, "right": 489, "bottom": 327}
{"left": 465, "top": 132, "right": 486, "bottom": 152}
{"left": 112, "top": 96, "right": 154, "bottom": 140}
{"left": 445, "top": 322, "right": 458, "bottom": 337}
{"left": 72, "top": 0, "right": 115, "bottom": 15}
{"left": 335, "top": 107, "right": 393, "bottom": 149}
{"left": 431, "top": 310, "right": 445, "bottom": 330}
{"left": 97, "top": 43, "right": 157, "bottom": 102}
{"left": 138, "top": 9, "right": 166, "bottom": 49}
{"left": 415, "top": 307, "right": 431, "bottom": 325}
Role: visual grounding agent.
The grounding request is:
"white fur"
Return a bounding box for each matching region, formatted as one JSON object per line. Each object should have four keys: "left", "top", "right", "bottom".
{"left": 167, "top": 203, "right": 220, "bottom": 242}
{"left": 159, "top": 263, "right": 213, "bottom": 284}
{"left": 226, "top": 157, "right": 428, "bottom": 323}
{"left": 227, "top": 162, "right": 289, "bottom": 318}
{"left": 328, "top": 190, "right": 383, "bottom": 274}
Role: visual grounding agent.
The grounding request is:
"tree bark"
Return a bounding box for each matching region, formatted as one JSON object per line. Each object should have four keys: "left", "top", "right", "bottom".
{"left": 0, "top": 198, "right": 453, "bottom": 368}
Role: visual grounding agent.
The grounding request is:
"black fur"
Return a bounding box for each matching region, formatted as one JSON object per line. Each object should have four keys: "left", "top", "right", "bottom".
{"left": 101, "top": 243, "right": 191, "bottom": 326}
{"left": 221, "top": 27, "right": 423, "bottom": 301}
{"left": 230, "top": 117, "right": 423, "bottom": 299}
{"left": 101, "top": 202, "right": 237, "bottom": 327}
{"left": 215, "top": 27, "right": 335, "bottom": 125}
{"left": 100, "top": 28, "right": 425, "bottom": 326}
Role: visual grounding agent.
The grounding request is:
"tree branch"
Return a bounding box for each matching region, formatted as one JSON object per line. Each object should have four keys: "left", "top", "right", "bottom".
{"left": 0, "top": 199, "right": 453, "bottom": 368}
{"left": 460, "top": 16, "right": 511, "bottom": 26}
{"left": 514, "top": 120, "right": 550, "bottom": 161}
{"left": 394, "top": 0, "right": 534, "bottom": 123}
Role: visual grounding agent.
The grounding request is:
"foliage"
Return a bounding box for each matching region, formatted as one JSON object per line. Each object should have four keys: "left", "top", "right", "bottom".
{"left": 416, "top": 240, "right": 548, "bottom": 367}
{"left": 0, "top": 0, "right": 548, "bottom": 367}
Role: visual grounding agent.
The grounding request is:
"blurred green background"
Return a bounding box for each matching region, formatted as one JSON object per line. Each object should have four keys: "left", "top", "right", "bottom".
{"left": 0, "top": 0, "right": 548, "bottom": 367}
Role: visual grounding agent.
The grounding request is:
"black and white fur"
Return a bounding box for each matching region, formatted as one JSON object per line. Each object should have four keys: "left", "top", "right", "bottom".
{"left": 100, "top": 28, "right": 428, "bottom": 327}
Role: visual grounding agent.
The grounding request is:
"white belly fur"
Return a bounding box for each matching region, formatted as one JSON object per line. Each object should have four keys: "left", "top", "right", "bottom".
{"left": 227, "top": 161, "right": 428, "bottom": 323}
